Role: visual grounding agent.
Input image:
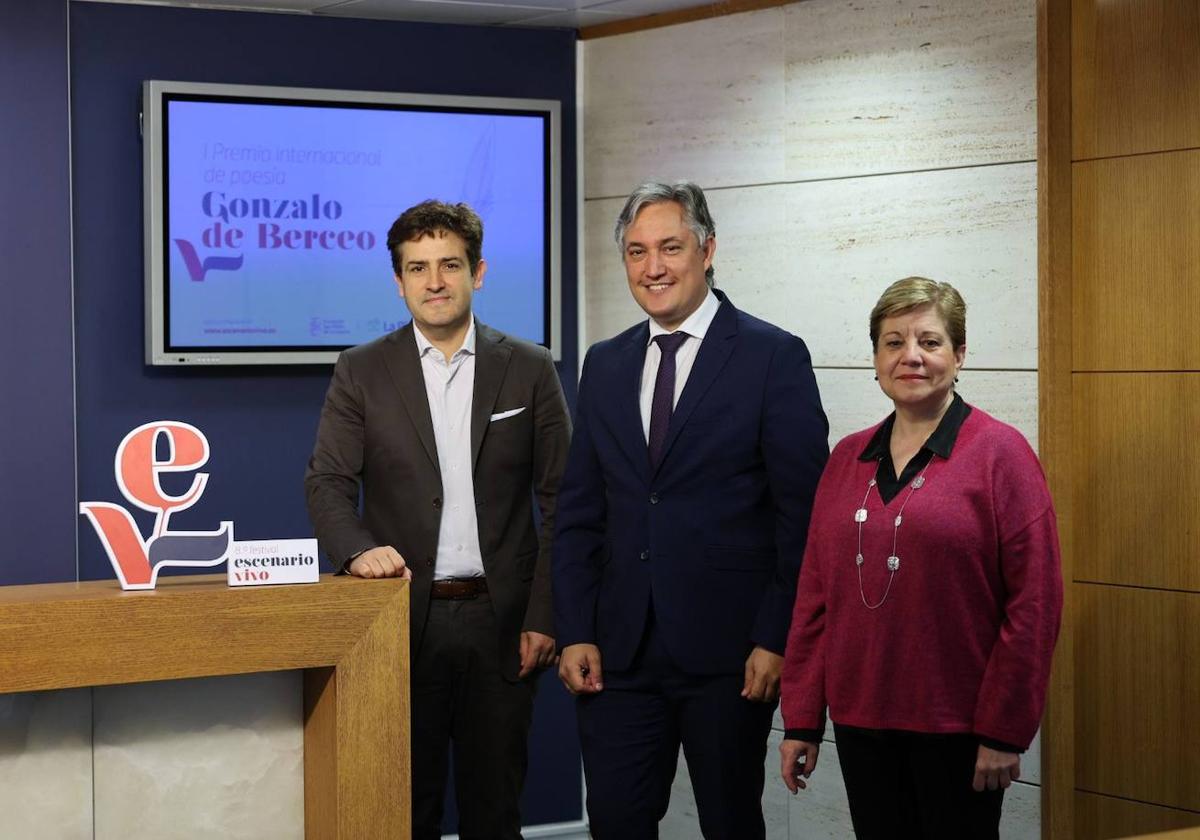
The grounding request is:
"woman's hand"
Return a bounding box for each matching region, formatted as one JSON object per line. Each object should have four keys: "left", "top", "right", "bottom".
{"left": 973, "top": 745, "right": 1020, "bottom": 791}
{"left": 780, "top": 739, "right": 820, "bottom": 793}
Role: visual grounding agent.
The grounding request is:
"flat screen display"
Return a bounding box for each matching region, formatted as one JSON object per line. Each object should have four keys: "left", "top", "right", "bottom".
{"left": 143, "top": 81, "right": 561, "bottom": 365}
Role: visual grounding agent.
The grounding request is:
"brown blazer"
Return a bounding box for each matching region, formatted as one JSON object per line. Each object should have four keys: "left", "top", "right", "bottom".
{"left": 304, "top": 319, "right": 571, "bottom": 680}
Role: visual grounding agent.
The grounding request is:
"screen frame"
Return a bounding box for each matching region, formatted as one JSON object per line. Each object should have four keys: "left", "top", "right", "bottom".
{"left": 142, "top": 79, "right": 562, "bottom": 366}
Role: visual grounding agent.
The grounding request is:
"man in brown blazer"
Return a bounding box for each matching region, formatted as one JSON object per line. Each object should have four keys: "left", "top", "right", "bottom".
{"left": 305, "top": 200, "right": 571, "bottom": 840}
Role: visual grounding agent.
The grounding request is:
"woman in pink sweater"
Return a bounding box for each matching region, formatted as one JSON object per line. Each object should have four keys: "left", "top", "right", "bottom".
{"left": 778, "top": 277, "right": 1062, "bottom": 839}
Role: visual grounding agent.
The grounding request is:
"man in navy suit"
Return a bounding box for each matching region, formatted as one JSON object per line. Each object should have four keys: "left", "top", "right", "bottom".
{"left": 553, "top": 181, "right": 829, "bottom": 839}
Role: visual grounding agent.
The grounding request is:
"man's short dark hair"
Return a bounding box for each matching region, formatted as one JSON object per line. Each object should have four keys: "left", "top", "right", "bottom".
{"left": 387, "top": 200, "right": 484, "bottom": 275}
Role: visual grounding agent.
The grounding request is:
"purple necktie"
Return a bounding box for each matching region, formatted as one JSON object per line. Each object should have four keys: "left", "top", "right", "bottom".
{"left": 648, "top": 332, "right": 689, "bottom": 468}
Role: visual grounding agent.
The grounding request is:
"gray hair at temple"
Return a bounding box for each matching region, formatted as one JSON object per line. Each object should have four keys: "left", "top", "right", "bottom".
{"left": 613, "top": 181, "right": 717, "bottom": 285}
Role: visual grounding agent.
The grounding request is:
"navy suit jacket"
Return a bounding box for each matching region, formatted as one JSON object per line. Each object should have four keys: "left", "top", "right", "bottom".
{"left": 553, "top": 291, "right": 829, "bottom": 675}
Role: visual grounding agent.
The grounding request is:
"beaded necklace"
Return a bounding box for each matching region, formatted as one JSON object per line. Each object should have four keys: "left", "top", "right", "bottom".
{"left": 853, "top": 461, "right": 933, "bottom": 610}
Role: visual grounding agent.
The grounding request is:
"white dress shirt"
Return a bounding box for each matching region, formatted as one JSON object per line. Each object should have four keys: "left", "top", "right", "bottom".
{"left": 414, "top": 322, "right": 485, "bottom": 580}
{"left": 639, "top": 290, "right": 722, "bottom": 441}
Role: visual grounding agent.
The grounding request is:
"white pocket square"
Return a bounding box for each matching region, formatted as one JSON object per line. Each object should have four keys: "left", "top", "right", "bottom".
{"left": 490, "top": 407, "right": 526, "bottom": 422}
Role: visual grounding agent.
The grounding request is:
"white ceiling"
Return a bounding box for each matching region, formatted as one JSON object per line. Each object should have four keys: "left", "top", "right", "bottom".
{"left": 82, "top": 0, "right": 702, "bottom": 29}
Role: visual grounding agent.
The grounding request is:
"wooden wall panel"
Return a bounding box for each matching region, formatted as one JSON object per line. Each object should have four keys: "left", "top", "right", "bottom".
{"left": 1123, "top": 831, "right": 1200, "bottom": 840}
{"left": 1048, "top": 0, "right": 1200, "bottom": 836}
{"left": 1075, "top": 583, "right": 1200, "bottom": 812}
{"left": 1071, "top": 0, "right": 1200, "bottom": 161}
{"left": 1038, "top": 0, "right": 1076, "bottom": 834}
{"left": 1072, "top": 374, "right": 1200, "bottom": 592}
{"left": 1075, "top": 791, "right": 1200, "bottom": 840}
{"left": 1072, "top": 150, "right": 1200, "bottom": 372}
{"left": 783, "top": 0, "right": 1036, "bottom": 181}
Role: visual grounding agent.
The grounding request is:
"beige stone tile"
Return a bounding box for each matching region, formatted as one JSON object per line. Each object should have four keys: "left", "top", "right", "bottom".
{"left": 1002, "top": 780, "right": 1041, "bottom": 839}
{"left": 771, "top": 164, "right": 1035, "bottom": 370}
{"left": 783, "top": 0, "right": 1036, "bottom": 180}
{"left": 582, "top": 0, "right": 1035, "bottom": 194}
{"left": 762, "top": 729, "right": 792, "bottom": 839}
{"left": 659, "top": 751, "right": 702, "bottom": 840}
{"left": 584, "top": 163, "right": 1036, "bottom": 370}
{"left": 583, "top": 196, "right": 643, "bottom": 346}
{"left": 1023, "top": 728, "right": 1042, "bottom": 786}
{"left": 0, "top": 689, "right": 92, "bottom": 839}
{"left": 94, "top": 672, "right": 303, "bottom": 840}
{"left": 582, "top": 8, "right": 787, "bottom": 199}
{"left": 660, "top": 728, "right": 789, "bottom": 839}
{"left": 799, "top": 162, "right": 1036, "bottom": 368}
{"left": 785, "top": 739, "right": 854, "bottom": 839}
{"left": 813, "top": 368, "right": 1037, "bottom": 452}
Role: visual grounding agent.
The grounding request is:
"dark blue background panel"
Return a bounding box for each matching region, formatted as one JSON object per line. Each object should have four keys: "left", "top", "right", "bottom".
{"left": 67, "top": 2, "right": 580, "bottom": 829}
{"left": 0, "top": 0, "right": 77, "bottom": 585}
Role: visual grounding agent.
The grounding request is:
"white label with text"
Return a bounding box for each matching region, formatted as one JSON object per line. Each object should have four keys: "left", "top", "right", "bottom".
{"left": 228, "top": 538, "right": 319, "bottom": 586}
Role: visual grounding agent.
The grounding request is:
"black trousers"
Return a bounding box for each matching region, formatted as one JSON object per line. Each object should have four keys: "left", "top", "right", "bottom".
{"left": 411, "top": 594, "right": 535, "bottom": 840}
{"left": 576, "top": 614, "right": 776, "bottom": 840}
{"left": 833, "top": 724, "right": 1005, "bottom": 840}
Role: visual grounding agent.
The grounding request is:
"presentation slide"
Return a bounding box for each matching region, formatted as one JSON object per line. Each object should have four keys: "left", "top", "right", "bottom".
{"left": 165, "top": 98, "right": 547, "bottom": 349}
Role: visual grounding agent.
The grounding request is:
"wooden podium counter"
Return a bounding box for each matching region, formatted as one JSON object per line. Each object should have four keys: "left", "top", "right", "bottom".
{"left": 0, "top": 574, "right": 409, "bottom": 839}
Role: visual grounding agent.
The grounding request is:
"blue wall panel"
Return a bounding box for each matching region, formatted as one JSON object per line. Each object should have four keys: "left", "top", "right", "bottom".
{"left": 67, "top": 2, "right": 580, "bottom": 828}
{"left": 0, "top": 0, "right": 77, "bottom": 585}
{"left": 69, "top": 2, "right": 578, "bottom": 583}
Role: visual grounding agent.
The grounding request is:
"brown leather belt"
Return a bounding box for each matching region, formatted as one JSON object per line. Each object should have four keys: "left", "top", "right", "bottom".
{"left": 430, "top": 577, "right": 489, "bottom": 600}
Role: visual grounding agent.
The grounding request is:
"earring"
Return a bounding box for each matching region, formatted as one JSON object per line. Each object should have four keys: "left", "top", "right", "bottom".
{"left": 873, "top": 375, "right": 878, "bottom": 381}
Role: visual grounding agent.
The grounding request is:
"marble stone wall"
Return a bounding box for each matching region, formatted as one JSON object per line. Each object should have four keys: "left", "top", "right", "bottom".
{"left": 92, "top": 673, "right": 304, "bottom": 840}
{"left": 0, "top": 689, "right": 92, "bottom": 839}
{"left": 581, "top": 0, "right": 1041, "bottom": 836}
{"left": 0, "top": 674, "right": 304, "bottom": 840}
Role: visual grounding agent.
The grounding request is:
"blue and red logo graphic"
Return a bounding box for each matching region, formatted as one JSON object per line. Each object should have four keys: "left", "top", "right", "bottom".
{"left": 79, "top": 421, "right": 233, "bottom": 590}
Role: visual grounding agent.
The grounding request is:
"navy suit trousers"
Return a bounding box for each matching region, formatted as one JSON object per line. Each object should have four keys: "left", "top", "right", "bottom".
{"left": 576, "top": 610, "right": 776, "bottom": 840}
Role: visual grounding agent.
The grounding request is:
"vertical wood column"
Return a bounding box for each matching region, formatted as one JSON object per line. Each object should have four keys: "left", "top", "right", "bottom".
{"left": 1038, "top": 0, "right": 1074, "bottom": 835}
{"left": 1041, "top": 1, "right": 1200, "bottom": 836}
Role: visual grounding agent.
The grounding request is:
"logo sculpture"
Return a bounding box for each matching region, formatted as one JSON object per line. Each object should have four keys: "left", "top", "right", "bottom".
{"left": 79, "top": 421, "right": 233, "bottom": 590}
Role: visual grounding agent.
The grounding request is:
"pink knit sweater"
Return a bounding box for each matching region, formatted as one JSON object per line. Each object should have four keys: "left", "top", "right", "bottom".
{"left": 780, "top": 407, "right": 1062, "bottom": 750}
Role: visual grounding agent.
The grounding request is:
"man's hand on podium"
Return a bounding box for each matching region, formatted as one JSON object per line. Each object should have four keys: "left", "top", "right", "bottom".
{"left": 348, "top": 546, "right": 412, "bottom": 580}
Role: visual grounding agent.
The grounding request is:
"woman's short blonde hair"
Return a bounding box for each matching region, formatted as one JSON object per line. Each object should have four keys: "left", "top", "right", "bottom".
{"left": 869, "top": 276, "right": 967, "bottom": 352}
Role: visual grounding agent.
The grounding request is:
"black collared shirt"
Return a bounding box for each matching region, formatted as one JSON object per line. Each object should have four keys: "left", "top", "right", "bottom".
{"left": 858, "top": 392, "right": 972, "bottom": 504}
